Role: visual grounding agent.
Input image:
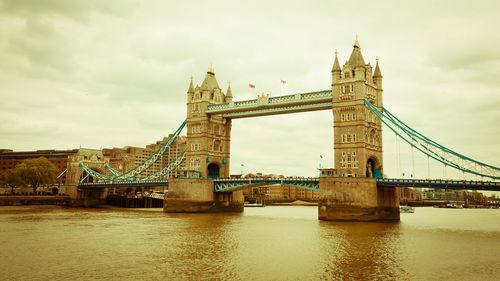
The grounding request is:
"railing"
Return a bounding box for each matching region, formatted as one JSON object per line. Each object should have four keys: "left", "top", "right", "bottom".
{"left": 214, "top": 177, "right": 320, "bottom": 192}
{"left": 206, "top": 90, "right": 332, "bottom": 114}
{"left": 79, "top": 179, "right": 169, "bottom": 188}
{"left": 377, "top": 178, "right": 500, "bottom": 191}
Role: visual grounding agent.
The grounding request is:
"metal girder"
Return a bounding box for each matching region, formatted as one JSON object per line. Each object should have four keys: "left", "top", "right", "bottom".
{"left": 214, "top": 178, "right": 319, "bottom": 192}
{"left": 79, "top": 179, "right": 169, "bottom": 189}
{"left": 219, "top": 102, "right": 332, "bottom": 119}
{"left": 364, "top": 100, "right": 500, "bottom": 180}
{"left": 206, "top": 90, "right": 332, "bottom": 118}
{"left": 79, "top": 163, "right": 109, "bottom": 182}
{"left": 377, "top": 178, "right": 500, "bottom": 191}
{"left": 104, "top": 163, "right": 122, "bottom": 177}
{"left": 111, "top": 120, "right": 186, "bottom": 180}
{"left": 141, "top": 151, "right": 186, "bottom": 180}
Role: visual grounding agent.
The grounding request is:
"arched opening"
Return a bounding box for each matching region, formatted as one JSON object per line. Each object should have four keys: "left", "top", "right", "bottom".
{"left": 79, "top": 168, "right": 102, "bottom": 183}
{"left": 207, "top": 163, "right": 220, "bottom": 179}
{"left": 366, "top": 157, "right": 381, "bottom": 179}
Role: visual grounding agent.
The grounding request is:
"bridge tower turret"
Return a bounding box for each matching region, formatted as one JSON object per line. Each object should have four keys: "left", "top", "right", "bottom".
{"left": 185, "top": 67, "right": 232, "bottom": 179}
{"left": 332, "top": 38, "right": 384, "bottom": 178}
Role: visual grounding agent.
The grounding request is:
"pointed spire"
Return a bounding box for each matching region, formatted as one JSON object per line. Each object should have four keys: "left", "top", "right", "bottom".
{"left": 201, "top": 65, "right": 220, "bottom": 90}
{"left": 348, "top": 36, "right": 365, "bottom": 67}
{"left": 207, "top": 64, "right": 215, "bottom": 75}
{"left": 187, "top": 76, "right": 194, "bottom": 93}
{"left": 354, "top": 35, "right": 360, "bottom": 48}
{"left": 332, "top": 49, "right": 341, "bottom": 72}
{"left": 226, "top": 81, "right": 233, "bottom": 98}
{"left": 374, "top": 56, "right": 382, "bottom": 77}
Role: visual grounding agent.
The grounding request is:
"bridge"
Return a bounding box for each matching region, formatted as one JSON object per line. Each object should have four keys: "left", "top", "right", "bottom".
{"left": 70, "top": 39, "right": 499, "bottom": 220}
{"left": 78, "top": 177, "right": 500, "bottom": 192}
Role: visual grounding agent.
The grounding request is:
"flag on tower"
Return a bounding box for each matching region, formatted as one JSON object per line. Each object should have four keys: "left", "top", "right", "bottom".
{"left": 320, "top": 155, "right": 323, "bottom": 159}
{"left": 249, "top": 83, "right": 256, "bottom": 88}
{"left": 281, "top": 79, "right": 286, "bottom": 84}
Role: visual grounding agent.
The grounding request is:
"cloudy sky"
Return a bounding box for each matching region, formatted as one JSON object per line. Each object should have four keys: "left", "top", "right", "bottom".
{"left": 0, "top": 0, "right": 499, "bottom": 180}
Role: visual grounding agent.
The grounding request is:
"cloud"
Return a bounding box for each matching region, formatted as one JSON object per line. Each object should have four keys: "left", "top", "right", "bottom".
{"left": 0, "top": 0, "right": 499, "bottom": 179}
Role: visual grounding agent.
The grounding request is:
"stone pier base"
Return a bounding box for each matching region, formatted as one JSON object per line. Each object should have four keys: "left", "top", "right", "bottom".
{"left": 64, "top": 185, "right": 108, "bottom": 207}
{"left": 164, "top": 178, "right": 244, "bottom": 213}
{"left": 318, "top": 177, "right": 400, "bottom": 221}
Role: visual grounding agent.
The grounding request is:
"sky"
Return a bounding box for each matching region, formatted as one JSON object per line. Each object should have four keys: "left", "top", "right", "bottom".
{"left": 0, "top": 0, "right": 499, "bottom": 180}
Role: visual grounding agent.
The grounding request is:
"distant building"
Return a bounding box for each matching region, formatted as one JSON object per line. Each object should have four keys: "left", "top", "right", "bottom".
{"left": 0, "top": 148, "right": 79, "bottom": 185}
{"left": 243, "top": 184, "right": 319, "bottom": 202}
{"left": 399, "top": 187, "right": 422, "bottom": 202}
{"left": 102, "top": 134, "right": 188, "bottom": 178}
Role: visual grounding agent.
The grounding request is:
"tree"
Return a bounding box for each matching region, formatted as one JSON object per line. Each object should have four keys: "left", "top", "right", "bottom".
{"left": 16, "top": 157, "right": 58, "bottom": 193}
{"left": 0, "top": 169, "right": 23, "bottom": 194}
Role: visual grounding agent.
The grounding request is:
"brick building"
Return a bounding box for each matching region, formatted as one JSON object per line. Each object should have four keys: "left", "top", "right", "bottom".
{"left": 102, "top": 134, "right": 187, "bottom": 177}
{"left": 0, "top": 148, "right": 79, "bottom": 184}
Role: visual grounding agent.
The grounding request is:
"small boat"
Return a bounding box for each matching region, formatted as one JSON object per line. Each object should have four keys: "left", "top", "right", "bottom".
{"left": 400, "top": 206, "right": 415, "bottom": 213}
{"left": 244, "top": 201, "right": 264, "bottom": 207}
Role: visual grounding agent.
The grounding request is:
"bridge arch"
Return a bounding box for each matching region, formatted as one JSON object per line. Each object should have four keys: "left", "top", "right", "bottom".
{"left": 79, "top": 167, "right": 106, "bottom": 183}
{"left": 366, "top": 156, "right": 381, "bottom": 179}
{"left": 207, "top": 162, "right": 220, "bottom": 179}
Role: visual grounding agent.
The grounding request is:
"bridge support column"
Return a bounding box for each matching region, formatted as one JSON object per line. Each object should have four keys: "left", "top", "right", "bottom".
{"left": 63, "top": 184, "right": 108, "bottom": 207}
{"left": 318, "top": 177, "right": 400, "bottom": 221}
{"left": 164, "top": 178, "right": 243, "bottom": 213}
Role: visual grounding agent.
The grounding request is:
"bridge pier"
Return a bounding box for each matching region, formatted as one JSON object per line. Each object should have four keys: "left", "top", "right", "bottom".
{"left": 318, "top": 177, "right": 400, "bottom": 221}
{"left": 164, "top": 178, "right": 244, "bottom": 213}
{"left": 63, "top": 184, "right": 108, "bottom": 207}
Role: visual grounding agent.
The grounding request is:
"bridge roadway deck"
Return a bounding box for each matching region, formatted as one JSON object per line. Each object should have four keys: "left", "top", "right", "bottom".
{"left": 78, "top": 178, "right": 500, "bottom": 192}
{"left": 376, "top": 178, "right": 500, "bottom": 191}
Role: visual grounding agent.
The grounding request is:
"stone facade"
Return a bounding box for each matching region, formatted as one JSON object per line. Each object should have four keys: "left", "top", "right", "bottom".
{"left": 185, "top": 67, "right": 232, "bottom": 179}
{"left": 318, "top": 177, "right": 399, "bottom": 221}
{"left": 63, "top": 148, "right": 108, "bottom": 205}
{"left": 319, "top": 39, "right": 399, "bottom": 221}
{"left": 332, "top": 38, "right": 383, "bottom": 178}
{"left": 164, "top": 178, "right": 243, "bottom": 212}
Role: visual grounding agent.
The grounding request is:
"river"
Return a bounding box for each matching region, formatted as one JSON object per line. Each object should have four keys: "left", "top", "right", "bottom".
{"left": 0, "top": 206, "right": 499, "bottom": 280}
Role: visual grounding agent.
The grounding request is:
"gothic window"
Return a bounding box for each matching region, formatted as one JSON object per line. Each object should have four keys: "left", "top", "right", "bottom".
{"left": 349, "top": 84, "right": 353, "bottom": 92}
{"left": 341, "top": 114, "right": 345, "bottom": 121}
{"left": 213, "top": 140, "right": 221, "bottom": 151}
{"left": 352, "top": 113, "right": 356, "bottom": 120}
{"left": 369, "top": 129, "right": 375, "bottom": 145}
{"left": 346, "top": 114, "right": 350, "bottom": 121}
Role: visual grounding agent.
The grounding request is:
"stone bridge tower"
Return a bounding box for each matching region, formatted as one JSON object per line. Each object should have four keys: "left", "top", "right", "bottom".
{"left": 165, "top": 67, "right": 243, "bottom": 213}
{"left": 332, "top": 38, "right": 383, "bottom": 178}
{"left": 319, "top": 39, "right": 399, "bottom": 221}
{"left": 185, "top": 67, "right": 232, "bottom": 179}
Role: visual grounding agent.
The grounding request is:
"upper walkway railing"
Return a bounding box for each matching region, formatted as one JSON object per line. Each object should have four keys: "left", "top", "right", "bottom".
{"left": 206, "top": 90, "right": 332, "bottom": 118}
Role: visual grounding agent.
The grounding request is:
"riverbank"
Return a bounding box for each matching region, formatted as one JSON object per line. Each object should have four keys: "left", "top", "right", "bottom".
{"left": 0, "top": 195, "right": 70, "bottom": 206}
{"left": 271, "top": 200, "right": 318, "bottom": 206}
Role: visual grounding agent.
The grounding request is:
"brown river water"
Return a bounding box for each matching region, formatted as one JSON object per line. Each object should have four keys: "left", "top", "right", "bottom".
{"left": 0, "top": 206, "right": 499, "bottom": 281}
